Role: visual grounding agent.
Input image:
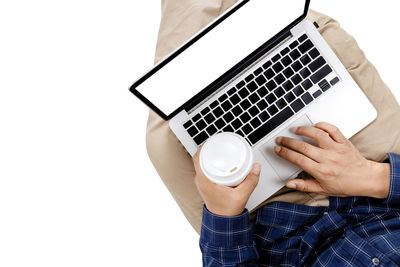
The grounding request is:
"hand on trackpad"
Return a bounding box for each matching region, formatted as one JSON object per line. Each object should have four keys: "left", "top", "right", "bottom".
{"left": 259, "top": 115, "right": 315, "bottom": 181}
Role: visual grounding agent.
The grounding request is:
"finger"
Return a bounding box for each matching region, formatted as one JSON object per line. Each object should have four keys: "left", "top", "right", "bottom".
{"left": 294, "top": 126, "right": 335, "bottom": 149}
{"left": 275, "top": 146, "right": 319, "bottom": 177}
{"left": 276, "top": 136, "right": 324, "bottom": 163}
{"left": 192, "top": 144, "right": 204, "bottom": 173}
{"left": 236, "top": 163, "right": 261, "bottom": 195}
{"left": 313, "top": 122, "right": 347, "bottom": 144}
{"left": 286, "top": 179, "right": 325, "bottom": 193}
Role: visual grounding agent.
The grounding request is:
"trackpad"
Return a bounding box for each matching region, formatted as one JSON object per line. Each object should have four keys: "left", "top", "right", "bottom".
{"left": 259, "top": 115, "right": 315, "bottom": 181}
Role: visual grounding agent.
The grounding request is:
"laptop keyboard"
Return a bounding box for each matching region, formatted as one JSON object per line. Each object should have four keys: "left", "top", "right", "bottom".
{"left": 183, "top": 34, "right": 340, "bottom": 146}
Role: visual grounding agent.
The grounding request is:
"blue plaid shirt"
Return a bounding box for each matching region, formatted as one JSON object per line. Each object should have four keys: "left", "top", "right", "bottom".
{"left": 200, "top": 153, "right": 400, "bottom": 267}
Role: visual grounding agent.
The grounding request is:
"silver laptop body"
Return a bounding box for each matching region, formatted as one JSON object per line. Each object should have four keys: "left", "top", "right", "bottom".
{"left": 130, "top": 0, "right": 377, "bottom": 211}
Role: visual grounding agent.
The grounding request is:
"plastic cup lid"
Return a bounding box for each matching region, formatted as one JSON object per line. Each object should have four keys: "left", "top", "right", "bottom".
{"left": 200, "top": 133, "right": 253, "bottom": 186}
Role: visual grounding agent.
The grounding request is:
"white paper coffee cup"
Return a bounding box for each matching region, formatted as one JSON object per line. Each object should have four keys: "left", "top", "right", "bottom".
{"left": 199, "top": 132, "right": 253, "bottom": 187}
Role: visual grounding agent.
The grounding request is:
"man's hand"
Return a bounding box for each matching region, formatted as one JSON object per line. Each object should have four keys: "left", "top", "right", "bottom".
{"left": 193, "top": 146, "right": 261, "bottom": 217}
{"left": 275, "top": 122, "right": 391, "bottom": 199}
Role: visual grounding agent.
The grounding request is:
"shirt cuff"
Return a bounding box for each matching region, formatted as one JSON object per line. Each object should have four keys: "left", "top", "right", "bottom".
{"left": 200, "top": 205, "right": 254, "bottom": 248}
{"left": 385, "top": 153, "right": 400, "bottom": 204}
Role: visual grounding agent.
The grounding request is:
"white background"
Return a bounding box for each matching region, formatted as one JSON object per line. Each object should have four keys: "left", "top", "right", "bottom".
{"left": 0, "top": 1, "right": 399, "bottom": 266}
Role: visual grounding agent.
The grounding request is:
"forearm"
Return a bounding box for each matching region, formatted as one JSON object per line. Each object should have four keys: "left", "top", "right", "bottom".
{"left": 200, "top": 206, "right": 259, "bottom": 266}
{"left": 365, "top": 153, "right": 400, "bottom": 203}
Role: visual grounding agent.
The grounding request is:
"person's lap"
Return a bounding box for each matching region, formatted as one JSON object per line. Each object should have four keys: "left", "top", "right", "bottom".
{"left": 146, "top": 0, "right": 400, "bottom": 234}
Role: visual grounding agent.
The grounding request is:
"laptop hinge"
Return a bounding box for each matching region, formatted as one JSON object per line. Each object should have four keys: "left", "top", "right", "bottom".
{"left": 184, "top": 30, "right": 292, "bottom": 113}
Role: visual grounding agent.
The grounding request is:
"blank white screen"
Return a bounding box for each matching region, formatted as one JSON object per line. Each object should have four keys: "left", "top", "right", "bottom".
{"left": 136, "top": 0, "right": 305, "bottom": 116}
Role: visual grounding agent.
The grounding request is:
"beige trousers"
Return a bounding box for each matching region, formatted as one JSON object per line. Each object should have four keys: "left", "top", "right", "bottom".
{"left": 146, "top": 0, "right": 400, "bottom": 234}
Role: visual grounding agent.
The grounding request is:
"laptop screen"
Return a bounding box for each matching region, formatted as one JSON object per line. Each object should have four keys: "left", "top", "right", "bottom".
{"left": 132, "top": 0, "right": 308, "bottom": 119}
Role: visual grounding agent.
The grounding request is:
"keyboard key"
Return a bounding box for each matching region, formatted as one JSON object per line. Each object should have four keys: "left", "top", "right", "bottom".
{"left": 293, "top": 86, "right": 304, "bottom": 97}
{"left": 266, "top": 80, "right": 278, "bottom": 91}
{"left": 240, "top": 99, "right": 251, "bottom": 110}
{"left": 196, "top": 119, "right": 207, "bottom": 130}
{"left": 248, "top": 106, "right": 259, "bottom": 117}
{"left": 291, "top": 61, "right": 302, "bottom": 72}
{"left": 242, "top": 124, "right": 253, "bottom": 135}
{"left": 257, "top": 99, "right": 268, "bottom": 110}
{"left": 259, "top": 111, "right": 270, "bottom": 122}
{"left": 206, "top": 125, "right": 217, "bottom": 136}
{"left": 309, "top": 57, "right": 326, "bottom": 72}
{"left": 330, "top": 77, "right": 340, "bottom": 86}
{"left": 248, "top": 107, "right": 295, "bottom": 144}
{"left": 298, "top": 34, "right": 307, "bottom": 43}
{"left": 238, "top": 88, "right": 250, "bottom": 98}
{"left": 193, "top": 131, "right": 208, "bottom": 145}
{"left": 283, "top": 67, "right": 294, "bottom": 79}
{"left": 204, "top": 113, "right": 216, "bottom": 124}
{"left": 300, "top": 54, "right": 312, "bottom": 65}
{"left": 201, "top": 107, "right": 210, "bottom": 116}
{"left": 272, "top": 54, "right": 281, "bottom": 62}
{"left": 215, "top": 118, "right": 225, "bottom": 129}
{"left": 262, "top": 60, "right": 272, "bottom": 69}
{"left": 250, "top": 117, "right": 262, "bottom": 129}
{"left": 254, "top": 67, "right": 263, "bottom": 76}
{"left": 272, "top": 62, "right": 284, "bottom": 73}
{"left": 223, "top": 125, "right": 234, "bottom": 132}
{"left": 266, "top": 93, "right": 277, "bottom": 104}
{"left": 276, "top": 98, "right": 287, "bottom": 109}
{"left": 213, "top": 106, "right": 224, "bottom": 118}
{"left": 281, "top": 56, "right": 293, "bottom": 67}
{"left": 218, "top": 94, "right": 228, "bottom": 102}
{"left": 280, "top": 47, "right": 290, "bottom": 56}
{"left": 257, "top": 86, "right": 268, "bottom": 97}
{"left": 221, "top": 100, "right": 233, "bottom": 111}
{"left": 236, "top": 129, "right": 245, "bottom": 137}
{"left": 300, "top": 67, "right": 311, "bottom": 79}
{"left": 298, "top": 40, "right": 314, "bottom": 54}
{"left": 274, "top": 87, "right": 285, "bottom": 98}
{"left": 231, "top": 106, "right": 243, "bottom": 117}
{"left": 247, "top": 81, "right": 258, "bottom": 92}
{"left": 183, "top": 120, "right": 193, "bottom": 129}
{"left": 255, "top": 75, "right": 267, "bottom": 86}
{"left": 313, "top": 90, "right": 323, "bottom": 98}
{"left": 302, "top": 79, "right": 313, "bottom": 90}
{"left": 240, "top": 112, "right": 251, "bottom": 123}
{"left": 282, "top": 80, "right": 294, "bottom": 91}
{"left": 301, "top": 92, "right": 313, "bottom": 105}
{"left": 192, "top": 114, "right": 201, "bottom": 122}
{"left": 187, "top": 126, "right": 198, "bottom": 137}
{"left": 227, "top": 87, "right": 236, "bottom": 96}
{"left": 289, "top": 49, "right": 301, "bottom": 61}
{"left": 291, "top": 99, "right": 305, "bottom": 112}
{"left": 291, "top": 74, "right": 302, "bottom": 85}
{"left": 319, "top": 80, "right": 331, "bottom": 92}
{"left": 268, "top": 104, "right": 279, "bottom": 116}
{"left": 284, "top": 92, "right": 296, "bottom": 103}
{"left": 264, "top": 68, "right": 275, "bottom": 79}
{"left": 223, "top": 112, "right": 234, "bottom": 123}
{"left": 310, "top": 65, "right": 332, "bottom": 84}
{"left": 230, "top": 94, "right": 241, "bottom": 105}
{"left": 309, "top": 48, "right": 320, "bottom": 59}
{"left": 289, "top": 40, "right": 299, "bottom": 49}
{"left": 274, "top": 73, "right": 286, "bottom": 85}
{"left": 249, "top": 93, "right": 260, "bottom": 104}
{"left": 232, "top": 119, "right": 243, "bottom": 130}
{"left": 236, "top": 81, "right": 246, "bottom": 89}
{"left": 245, "top": 74, "right": 255, "bottom": 83}
{"left": 210, "top": 100, "right": 219, "bottom": 109}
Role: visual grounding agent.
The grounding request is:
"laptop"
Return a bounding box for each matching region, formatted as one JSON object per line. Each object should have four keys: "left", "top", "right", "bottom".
{"left": 130, "top": 0, "right": 377, "bottom": 211}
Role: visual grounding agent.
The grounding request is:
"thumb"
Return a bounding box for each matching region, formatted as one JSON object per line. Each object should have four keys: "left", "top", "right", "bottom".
{"left": 237, "top": 163, "right": 261, "bottom": 194}
{"left": 286, "top": 179, "right": 324, "bottom": 193}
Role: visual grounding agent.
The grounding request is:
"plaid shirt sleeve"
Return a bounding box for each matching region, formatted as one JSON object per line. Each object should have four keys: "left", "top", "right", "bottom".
{"left": 385, "top": 153, "right": 400, "bottom": 205}
{"left": 199, "top": 206, "right": 259, "bottom": 266}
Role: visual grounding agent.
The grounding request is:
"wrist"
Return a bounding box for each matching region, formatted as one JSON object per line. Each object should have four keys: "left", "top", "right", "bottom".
{"left": 365, "top": 161, "right": 391, "bottom": 199}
